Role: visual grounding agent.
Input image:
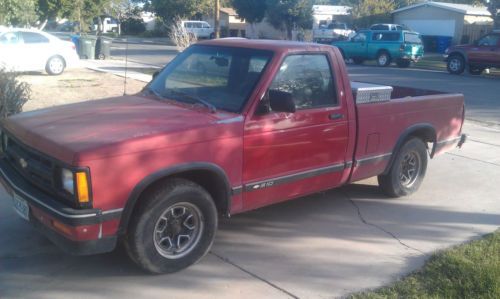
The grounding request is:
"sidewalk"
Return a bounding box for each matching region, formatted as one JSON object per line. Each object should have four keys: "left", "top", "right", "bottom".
{"left": 81, "top": 59, "right": 158, "bottom": 83}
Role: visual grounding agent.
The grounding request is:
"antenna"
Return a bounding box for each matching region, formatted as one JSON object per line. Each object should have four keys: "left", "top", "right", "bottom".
{"left": 123, "top": 37, "right": 128, "bottom": 96}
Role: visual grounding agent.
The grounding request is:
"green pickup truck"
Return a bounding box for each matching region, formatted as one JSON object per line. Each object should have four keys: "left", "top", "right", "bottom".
{"left": 332, "top": 30, "right": 424, "bottom": 67}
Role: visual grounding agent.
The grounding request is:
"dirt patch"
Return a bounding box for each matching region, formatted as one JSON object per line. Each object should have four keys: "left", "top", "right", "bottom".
{"left": 19, "top": 68, "right": 147, "bottom": 112}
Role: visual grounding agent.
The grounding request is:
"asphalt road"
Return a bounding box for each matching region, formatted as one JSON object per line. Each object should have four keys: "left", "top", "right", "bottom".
{"left": 1, "top": 42, "right": 500, "bottom": 298}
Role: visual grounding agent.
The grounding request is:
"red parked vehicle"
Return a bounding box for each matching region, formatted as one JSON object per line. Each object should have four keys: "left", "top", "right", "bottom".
{"left": 0, "top": 39, "right": 466, "bottom": 274}
{"left": 445, "top": 31, "right": 500, "bottom": 75}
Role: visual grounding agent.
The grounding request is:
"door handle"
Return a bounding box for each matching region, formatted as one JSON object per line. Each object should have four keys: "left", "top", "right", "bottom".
{"left": 329, "top": 113, "right": 344, "bottom": 120}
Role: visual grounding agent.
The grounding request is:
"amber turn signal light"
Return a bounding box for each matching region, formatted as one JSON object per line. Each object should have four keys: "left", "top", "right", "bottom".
{"left": 76, "top": 172, "right": 90, "bottom": 203}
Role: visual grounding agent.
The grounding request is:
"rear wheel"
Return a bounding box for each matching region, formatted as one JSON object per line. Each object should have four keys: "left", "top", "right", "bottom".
{"left": 468, "top": 65, "right": 484, "bottom": 75}
{"left": 45, "top": 56, "right": 66, "bottom": 75}
{"left": 378, "top": 138, "right": 428, "bottom": 197}
{"left": 376, "top": 51, "right": 391, "bottom": 67}
{"left": 396, "top": 59, "right": 411, "bottom": 68}
{"left": 125, "top": 178, "right": 217, "bottom": 274}
{"left": 447, "top": 54, "right": 465, "bottom": 74}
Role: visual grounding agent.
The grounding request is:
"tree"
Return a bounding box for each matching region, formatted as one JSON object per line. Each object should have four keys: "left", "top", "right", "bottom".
{"left": 232, "top": 0, "right": 267, "bottom": 38}
{"left": 266, "top": 0, "right": 314, "bottom": 40}
{"left": 0, "top": 0, "right": 38, "bottom": 26}
{"left": 483, "top": 0, "right": 499, "bottom": 28}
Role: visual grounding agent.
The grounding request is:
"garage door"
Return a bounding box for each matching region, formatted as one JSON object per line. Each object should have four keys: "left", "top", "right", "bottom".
{"left": 402, "top": 20, "right": 455, "bottom": 36}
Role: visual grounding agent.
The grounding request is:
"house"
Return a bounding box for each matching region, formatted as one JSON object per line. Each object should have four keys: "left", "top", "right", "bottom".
{"left": 204, "top": 7, "right": 246, "bottom": 37}
{"left": 392, "top": 1, "right": 493, "bottom": 45}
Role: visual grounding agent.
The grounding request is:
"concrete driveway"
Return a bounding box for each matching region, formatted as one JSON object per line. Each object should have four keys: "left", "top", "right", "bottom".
{"left": 1, "top": 120, "right": 499, "bottom": 299}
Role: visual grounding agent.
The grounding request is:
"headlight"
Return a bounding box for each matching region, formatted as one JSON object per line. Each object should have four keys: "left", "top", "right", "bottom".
{"left": 61, "top": 168, "right": 91, "bottom": 205}
{"left": 61, "top": 168, "right": 74, "bottom": 194}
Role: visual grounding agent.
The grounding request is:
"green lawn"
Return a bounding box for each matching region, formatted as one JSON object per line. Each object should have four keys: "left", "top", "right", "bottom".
{"left": 350, "top": 230, "right": 500, "bottom": 299}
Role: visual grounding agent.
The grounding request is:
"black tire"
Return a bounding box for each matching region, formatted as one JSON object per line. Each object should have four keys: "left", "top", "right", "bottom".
{"left": 125, "top": 178, "right": 217, "bottom": 274}
{"left": 396, "top": 59, "right": 411, "bottom": 68}
{"left": 376, "top": 51, "right": 391, "bottom": 67}
{"left": 468, "top": 65, "right": 484, "bottom": 75}
{"left": 352, "top": 57, "right": 364, "bottom": 65}
{"left": 45, "top": 55, "right": 66, "bottom": 75}
{"left": 209, "top": 32, "right": 215, "bottom": 39}
{"left": 378, "top": 138, "right": 428, "bottom": 197}
{"left": 447, "top": 54, "right": 465, "bottom": 75}
{"left": 97, "top": 53, "right": 105, "bottom": 60}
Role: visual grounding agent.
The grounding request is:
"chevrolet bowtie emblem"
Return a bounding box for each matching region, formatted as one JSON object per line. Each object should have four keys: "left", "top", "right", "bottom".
{"left": 19, "top": 158, "right": 28, "bottom": 169}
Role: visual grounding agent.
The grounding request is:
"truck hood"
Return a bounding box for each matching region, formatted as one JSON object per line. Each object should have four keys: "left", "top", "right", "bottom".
{"left": 2, "top": 95, "right": 243, "bottom": 164}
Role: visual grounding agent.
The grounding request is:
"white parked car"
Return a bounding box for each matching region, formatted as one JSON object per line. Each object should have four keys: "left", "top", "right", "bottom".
{"left": 181, "top": 21, "right": 215, "bottom": 39}
{"left": 0, "top": 29, "right": 79, "bottom": 75}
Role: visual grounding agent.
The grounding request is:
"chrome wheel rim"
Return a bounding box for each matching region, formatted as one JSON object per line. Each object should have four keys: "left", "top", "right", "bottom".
{"left": 378, "top": 54, "right": 388, "bottom": 65}
{"left": 449, "top": 58, "right": 461, "bottom": 72}
{"left": 399, "top": 151, "right": 420, "bottom": 187}
{"left": 153, "top": 202, "right": 203, "bottom": 259}
{"left": 49, "top": 58, "right": 64, "bottom": 74}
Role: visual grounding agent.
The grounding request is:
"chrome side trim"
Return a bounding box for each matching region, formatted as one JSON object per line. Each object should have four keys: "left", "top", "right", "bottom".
{"left": 355, "top": 152, "right": 392, "bottom": 167}
{"left": 243, "top": 162, "right": 348, "bottom": 192}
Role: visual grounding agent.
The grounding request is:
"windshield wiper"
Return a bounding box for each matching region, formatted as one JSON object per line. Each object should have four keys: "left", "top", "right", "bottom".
{"left": 166, "top": 89, "right": 217, "bottom": 113}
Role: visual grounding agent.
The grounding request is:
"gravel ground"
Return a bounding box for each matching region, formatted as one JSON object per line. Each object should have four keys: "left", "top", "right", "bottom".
{"left": 19, "top": 68, "right": 147, "bottom": 112}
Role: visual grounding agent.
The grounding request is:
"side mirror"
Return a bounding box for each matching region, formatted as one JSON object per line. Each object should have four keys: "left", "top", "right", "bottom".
{"left": 269, "top": 90, "right": 295, "bottom": 113}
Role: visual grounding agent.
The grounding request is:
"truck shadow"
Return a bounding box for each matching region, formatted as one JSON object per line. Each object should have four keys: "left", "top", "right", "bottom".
{"left": 0, "top": 182, "right": 498, "bottom": 297}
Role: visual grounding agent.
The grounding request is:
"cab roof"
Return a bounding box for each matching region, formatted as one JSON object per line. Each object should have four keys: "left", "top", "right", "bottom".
{"left": 196, "top": 38, "right": 335, "bottom": 54}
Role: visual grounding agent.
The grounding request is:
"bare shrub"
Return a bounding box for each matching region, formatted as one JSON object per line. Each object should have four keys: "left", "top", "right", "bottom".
{"left": 169, "top": 17, "right": 197, "bottom": 50}
{"left": 0, "top": 69, "right": 30, "bottom": 118}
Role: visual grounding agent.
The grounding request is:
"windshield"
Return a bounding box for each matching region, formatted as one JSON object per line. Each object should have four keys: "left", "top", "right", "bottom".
{"left": 404, "top": 33, "right": 422, "bottom": 44}
{"left": 148, "top": 45, "right": 273, "bottom": 113}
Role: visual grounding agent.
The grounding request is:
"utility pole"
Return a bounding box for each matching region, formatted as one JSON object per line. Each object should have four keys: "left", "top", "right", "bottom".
{"left": 215, "top": 0, "right": 220, "bottom": 38}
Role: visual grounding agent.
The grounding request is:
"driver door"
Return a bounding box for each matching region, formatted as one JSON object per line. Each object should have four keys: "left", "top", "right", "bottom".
{"left": 469, "top": 34, "right": 500, "bottom": 65}
{"left": 242, "top": 53, "right": 350, "bottom": 211}
{"left": 346, "top": 32, "right": 368, "bottom": 58}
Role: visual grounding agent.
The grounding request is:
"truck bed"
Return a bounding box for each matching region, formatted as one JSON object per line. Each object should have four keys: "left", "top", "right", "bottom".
{"left": 350, "top": 83, "right": 464, "bottom": 182}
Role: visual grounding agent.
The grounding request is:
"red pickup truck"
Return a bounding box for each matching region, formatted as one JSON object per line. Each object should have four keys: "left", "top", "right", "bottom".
{"left": 0, "top": 39, "right": 466, "bottom": 274}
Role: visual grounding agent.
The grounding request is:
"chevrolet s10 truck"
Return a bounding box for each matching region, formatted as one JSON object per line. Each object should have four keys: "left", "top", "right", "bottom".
{"left": 0, "top": 39, "right": 466, "bottom": 274}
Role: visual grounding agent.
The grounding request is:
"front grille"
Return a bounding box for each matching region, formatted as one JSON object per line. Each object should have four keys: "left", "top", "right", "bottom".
{"left": 4, "top": 134, "right": 57, "bottom": 193}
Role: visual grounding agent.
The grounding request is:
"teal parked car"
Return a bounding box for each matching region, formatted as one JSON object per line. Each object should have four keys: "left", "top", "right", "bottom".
{"left": 332, "top": 30, "right": 424, "bottom": 67}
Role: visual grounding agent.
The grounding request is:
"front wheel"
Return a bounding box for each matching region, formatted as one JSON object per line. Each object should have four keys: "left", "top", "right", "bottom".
{"left": 377, "top": 51, "right": 391, "bottom": 67}
{"left": 46, "top": 56, "right": 66, "bottom": 75}
{"left": 378, "top": 138, "right": 428, "bottom": 197}
{"left": 125, "top": 178, "right": 217, "bottom": 274}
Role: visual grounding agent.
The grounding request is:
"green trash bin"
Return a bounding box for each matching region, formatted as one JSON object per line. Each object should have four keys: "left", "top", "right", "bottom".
{"left": 79, "top": 36, "right": 97, "bottom": 59}
{"left": 95, "top": 36, "right": 111, "bottom": 60}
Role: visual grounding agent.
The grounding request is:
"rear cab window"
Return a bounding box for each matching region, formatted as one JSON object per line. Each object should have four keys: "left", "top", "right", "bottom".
{"left": 404, "top": 33, "right": 422, "bottom": 44}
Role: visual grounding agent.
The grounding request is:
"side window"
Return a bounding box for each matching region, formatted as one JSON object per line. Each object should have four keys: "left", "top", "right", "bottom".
{"left": 194, "top": 22, "right": 202, "bottom": 29}
{"left": 478, "top": 35, "right": 499, "bottom": 46}
{"left": 0, "top": 32, "right": 20, "bottom": 45}
{"left": 21, "top": 32, "right": 49, "bottom": 44}
{"left": 202, "top": 23, "right": 210, "bottom": 28}
{"left": 269, "top": 54, "right": 337, "bottom": 110}
{"left": 352, "top": 33, "right": 366, "bottom": 42}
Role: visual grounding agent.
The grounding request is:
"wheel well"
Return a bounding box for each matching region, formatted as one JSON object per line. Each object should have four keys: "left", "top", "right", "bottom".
{"left": 447, "top": 52, "right": 465, "bottom": 61}
{"left": 119, "top": 167, "right": 231, "bottom": 235}
{"left": 409, "top": 128, "right": 436, "bottom": 145}
{"left": 377, "top": 49, "right": 390, "bottom": 57}
{"left": 383, "top": 125, "right": 436, "bottom": 175}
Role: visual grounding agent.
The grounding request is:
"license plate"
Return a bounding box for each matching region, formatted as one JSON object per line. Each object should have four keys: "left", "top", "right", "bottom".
{"left": 12, "top": 193, "right": 30, "bottom": 221}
